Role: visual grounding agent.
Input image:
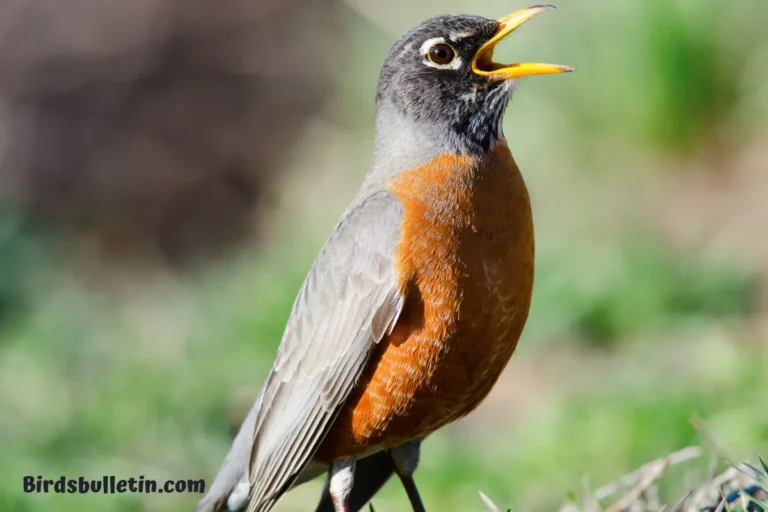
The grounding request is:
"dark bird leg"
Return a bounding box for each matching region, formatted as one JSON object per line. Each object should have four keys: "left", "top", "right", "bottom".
{"left": 315, "top": 451, "right": 396, "bottom": 512}
{"left": 391, "top": 440, "right": 425, "bottom": 512}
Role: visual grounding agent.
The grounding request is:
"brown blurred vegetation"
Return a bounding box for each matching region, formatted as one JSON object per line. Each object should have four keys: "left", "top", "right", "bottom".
{"left": 0, "top": 0, "right": 339, "bottom": 265}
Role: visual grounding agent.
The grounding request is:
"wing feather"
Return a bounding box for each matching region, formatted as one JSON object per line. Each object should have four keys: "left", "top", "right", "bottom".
{"left": 239, "top": 190, "right": 405, "bottom": 512}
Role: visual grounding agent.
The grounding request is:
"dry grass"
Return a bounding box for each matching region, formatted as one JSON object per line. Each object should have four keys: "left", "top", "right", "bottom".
{"left": 478, "top": 446, "right": 767, "bottom": 512}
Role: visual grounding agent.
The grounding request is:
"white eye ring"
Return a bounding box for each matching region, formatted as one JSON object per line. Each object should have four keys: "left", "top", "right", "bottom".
{"left": 420, "top": 37, "right": 462, "bottom": 70}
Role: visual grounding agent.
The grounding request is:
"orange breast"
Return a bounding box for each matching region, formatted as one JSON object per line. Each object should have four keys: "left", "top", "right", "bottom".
{"left": 317, "top": 142, "right": 534, "bottom": 462}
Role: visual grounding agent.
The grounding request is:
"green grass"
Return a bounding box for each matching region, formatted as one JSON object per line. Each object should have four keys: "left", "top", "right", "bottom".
{"left": 1, "top": 237, "right": 764, "bottom": 511}
{"left": 529, "top": 235, "right": 757, "bottom": 348}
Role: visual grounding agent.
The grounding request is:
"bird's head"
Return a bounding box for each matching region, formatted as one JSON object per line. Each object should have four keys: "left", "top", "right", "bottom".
{"left": 374, "top": 5, "right": 573, "bottom": 155}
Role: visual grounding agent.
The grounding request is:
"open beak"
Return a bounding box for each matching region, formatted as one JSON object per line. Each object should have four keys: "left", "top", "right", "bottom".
{"left": 471, "top": 5, "right": 574, "bottom": 80}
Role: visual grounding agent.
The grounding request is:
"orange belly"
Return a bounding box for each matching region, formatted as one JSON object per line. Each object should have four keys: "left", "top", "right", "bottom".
{"left": 316, "top": 142, "right": 534, "bottom": 462}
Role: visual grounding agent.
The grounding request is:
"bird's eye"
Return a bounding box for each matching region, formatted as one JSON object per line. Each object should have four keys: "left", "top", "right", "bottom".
{"left": 427, "top": 43, "right": 456, "bottom": 65}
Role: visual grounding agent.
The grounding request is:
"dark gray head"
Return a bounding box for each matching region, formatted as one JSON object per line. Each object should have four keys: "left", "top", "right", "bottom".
{"left": 373, "top": 6, "right": 573, "bottom": 155}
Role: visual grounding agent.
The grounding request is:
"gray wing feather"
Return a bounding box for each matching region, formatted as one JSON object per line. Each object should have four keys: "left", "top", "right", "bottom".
{"left": 196, "top": 190, "right": 405, "bottom": 512}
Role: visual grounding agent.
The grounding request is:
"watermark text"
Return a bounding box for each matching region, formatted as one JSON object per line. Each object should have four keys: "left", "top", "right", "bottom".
{"left": 23, "top": 475, "right": 205, "bottom": 495}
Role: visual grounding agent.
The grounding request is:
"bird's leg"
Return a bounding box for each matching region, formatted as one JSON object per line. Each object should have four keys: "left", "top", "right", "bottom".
{"left": 329, "top": 457, "right": 356, "bottom": 512}
{"left": 391, "top": 440, "right": 426, "bottom": 512}
{"left": 314, "top": 450, "right": 396, "bottom": 512}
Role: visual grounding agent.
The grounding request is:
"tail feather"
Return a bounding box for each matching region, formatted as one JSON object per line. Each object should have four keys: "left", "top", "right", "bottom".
{"left": 196, "top": 403, "right": 259, "bottom": 512}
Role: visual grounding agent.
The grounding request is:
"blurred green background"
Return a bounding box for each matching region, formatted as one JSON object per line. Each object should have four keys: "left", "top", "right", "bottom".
{"left": 1, "top": 0, "right": 767, "bottom": 510}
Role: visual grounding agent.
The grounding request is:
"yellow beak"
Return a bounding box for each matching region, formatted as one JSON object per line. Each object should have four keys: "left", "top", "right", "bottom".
{"left": 471, "top": 5, "right": 574, "bottom": 80}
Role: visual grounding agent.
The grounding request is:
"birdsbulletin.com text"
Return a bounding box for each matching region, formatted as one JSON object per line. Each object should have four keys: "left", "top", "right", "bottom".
{"left": 23, "top": 475, "right": 206, "bottom": 495}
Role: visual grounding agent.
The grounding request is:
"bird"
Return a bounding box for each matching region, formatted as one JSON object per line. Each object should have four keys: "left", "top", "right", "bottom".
{"left": 196, "top": 5, "right": 572, "bottom": 512}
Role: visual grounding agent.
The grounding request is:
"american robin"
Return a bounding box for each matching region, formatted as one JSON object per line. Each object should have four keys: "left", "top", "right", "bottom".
{"left": 196, "top": 5, "right": 572, "bottom": 512}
